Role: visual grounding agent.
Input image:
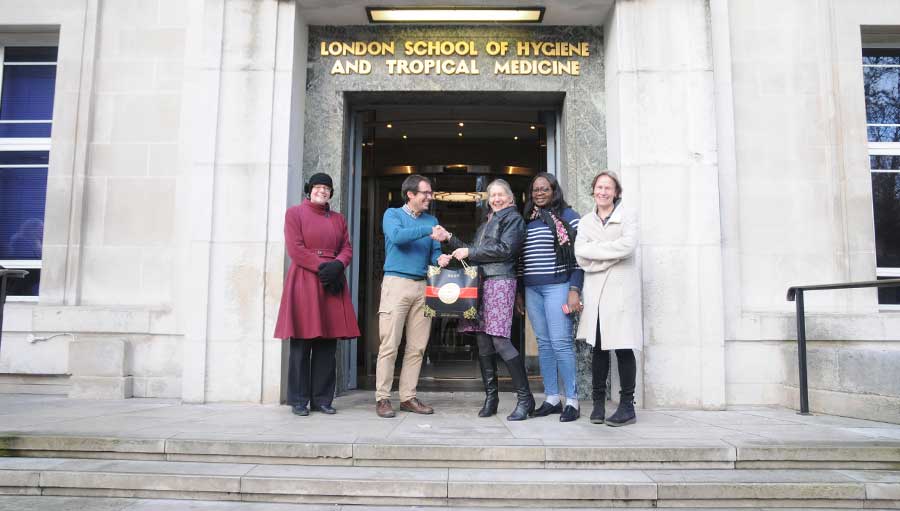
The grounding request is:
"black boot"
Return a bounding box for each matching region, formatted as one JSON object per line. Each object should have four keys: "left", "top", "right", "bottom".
{"left": 590, "top": 390, "right": 605, "bottom": 424}
{"left": 477, "top": 355, "right": 499, "bottom": 417}
{"left": 606, "top": 396, "right": 635, "bottom": 427}
{"left": 503, "top": 355, "right": 535, "bottom": 421}
{"left": 607, "top": 350, "right": 637, "bottom": 427}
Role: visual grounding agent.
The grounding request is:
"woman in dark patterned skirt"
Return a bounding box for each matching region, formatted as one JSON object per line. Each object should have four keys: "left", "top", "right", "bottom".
{"left": 436, "top": 179, "right": 533, "bottom": 421}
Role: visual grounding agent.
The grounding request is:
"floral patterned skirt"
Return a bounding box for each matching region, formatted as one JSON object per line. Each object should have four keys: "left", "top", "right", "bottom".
{"left": 458, "top": 277, "right": 517, "bottom": 339}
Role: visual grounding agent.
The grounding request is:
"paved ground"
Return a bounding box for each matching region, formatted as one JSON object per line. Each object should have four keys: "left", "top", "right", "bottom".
{"left": 1, "top": 391, "right": 899, "bottom": 445}
{"left": 0, "top": 495, "right": 871, "bottom": 511}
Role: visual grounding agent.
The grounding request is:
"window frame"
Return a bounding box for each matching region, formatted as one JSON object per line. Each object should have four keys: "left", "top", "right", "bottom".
{"left": 0, "top": 44, "right": 55, "bottom": 303}
{"left": 863, "top": 45, "right": 900, "bottom": 310}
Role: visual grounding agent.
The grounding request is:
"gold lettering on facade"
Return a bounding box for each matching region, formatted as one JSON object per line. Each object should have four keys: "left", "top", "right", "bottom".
{"left": 403, "top": 41, "right": 478, "bottom": 57}
{"left": 321, "top": 41, "right": 395, "bottom": 56}
{"left": 331, "top": 59, "right": 372, "bottom": 75}
{"left": 485, "top": 41, "right": 510, "bottom": 56}
{"left": 319, "top": 40, "right": 591, "bottom": 76}
{"left": 386, "top": 59, "right": 479, "bottom": 75}
{"left": 515, "top": 41, "right": 589, "bottom": 57}
{"left": 494, "top": 59, "right": 580, "bottom": 76}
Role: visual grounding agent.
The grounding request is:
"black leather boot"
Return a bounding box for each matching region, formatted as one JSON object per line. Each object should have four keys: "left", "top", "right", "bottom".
{"left": 477, "top": 354, "right": 499, "bottom": 417}
{"left": 503, "top": 355, "right": 535, "bottom": 421}
{"left": 607, "top": 350, "right": 637, "bottom": 427}
{"left": 606, "top": 396, "right": 635, "bottom": 427}
{"left": 590, "top": 390, "right": 605, "bottom": 424}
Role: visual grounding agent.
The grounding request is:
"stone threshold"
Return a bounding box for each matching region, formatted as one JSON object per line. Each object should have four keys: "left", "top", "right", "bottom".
{"left": 0, "top": 457, "right": 898, "bottom": 507}
{"left": 1, "top": 434, "right": 900, "bottom": 470}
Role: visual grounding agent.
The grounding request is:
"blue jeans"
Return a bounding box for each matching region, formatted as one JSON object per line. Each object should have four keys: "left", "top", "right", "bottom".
{"left": 525, "top": 283, "right": 577, "bottom": 400}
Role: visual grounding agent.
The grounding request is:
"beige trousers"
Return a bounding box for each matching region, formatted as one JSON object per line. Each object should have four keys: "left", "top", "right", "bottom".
{"left": 375, "top": 276, "right": 432, "bottom": 402}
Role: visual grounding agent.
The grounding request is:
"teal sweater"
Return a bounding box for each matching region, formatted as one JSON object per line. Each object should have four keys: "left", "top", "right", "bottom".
{"left": 382, "top": 207, "right": 441, "bottom": 280}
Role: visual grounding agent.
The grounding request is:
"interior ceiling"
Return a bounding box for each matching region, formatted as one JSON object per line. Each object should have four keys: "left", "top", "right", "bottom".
{"left": 369, "top": 106, "right": 543, "bottom": 140}
{"left": 296, "top": 0, "right": 614, "bottom": 26}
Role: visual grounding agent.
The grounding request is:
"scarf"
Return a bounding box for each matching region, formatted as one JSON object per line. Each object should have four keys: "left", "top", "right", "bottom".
{"left": 529, "top": 206, "right": 578, "bottom": 275}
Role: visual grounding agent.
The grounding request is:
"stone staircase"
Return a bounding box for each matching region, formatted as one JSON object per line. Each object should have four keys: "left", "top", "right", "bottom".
{"left": 1, "top": 433, "right": 899, "bottom": 507}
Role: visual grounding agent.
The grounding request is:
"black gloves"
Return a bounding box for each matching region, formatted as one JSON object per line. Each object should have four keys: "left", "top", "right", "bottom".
{"left": 317, "top": 260, "right": 344, "bottom": 295}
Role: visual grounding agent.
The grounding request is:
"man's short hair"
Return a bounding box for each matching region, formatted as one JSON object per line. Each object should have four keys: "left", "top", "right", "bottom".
{"left": 401, "top": 175, "right": 432, "bottom": 203}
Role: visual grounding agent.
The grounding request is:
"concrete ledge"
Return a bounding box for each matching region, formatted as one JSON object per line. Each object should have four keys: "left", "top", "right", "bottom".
{"left": 41, "top": 487, "right": 241, "bottom": 501}
{"left": 41, "top": 471, "right": 242, "bottom": 493}
{"left": 656, "top": 482, "right": 865, "bottom": 500}
{"left": 0, "top": 458, "right": 896, "bottom": 507}
{"left": 31, "top": 307, "right": 153, "bottom": 334}
{"left": 0, "top": 470, "right": 39, "bottom": 487}
{"left": 656, "top": 498, "right": 864, "bottom": 507}
{"left": 0, "top": 488, "right": 40, "bottom": 496}
{"left": 353, "top": 442, "right": 544, "bottom": 462}
{"left": 68, "top": 376, "right": 133, "bottom": 400}
{"left": 648, "top": 469, "right": 866, "bottom": 500}
{"left": 448, "top": 468, "right": 657, "bottom": 500}
{"left": 8, "top": 450, "right": 166, "bottom": 462}
{"left": 737, "top": 444, "right": 900, "bottom": 462}
{"left": 242, "top": 465, "right": 447, "bottom": 498}
{"left": 166, "top": 439, "right": 352, "bottom": 460}
{"left": 0, "top": 436, "right": 165, "bottom": 454}
{"left": 545, "top": 445, "right": 736, "bottom": 464}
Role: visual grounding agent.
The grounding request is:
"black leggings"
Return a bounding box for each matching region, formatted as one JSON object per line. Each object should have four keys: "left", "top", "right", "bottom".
{"left": 591, "top": 322, "right": 636, "bottom": 399}
{"left": 476, "top": 333, "right": 520, "bottom": 361}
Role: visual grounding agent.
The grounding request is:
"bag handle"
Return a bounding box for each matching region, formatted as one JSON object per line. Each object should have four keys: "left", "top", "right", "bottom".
{"left": 459, "top": 258, "right": 471, "bottom": 270}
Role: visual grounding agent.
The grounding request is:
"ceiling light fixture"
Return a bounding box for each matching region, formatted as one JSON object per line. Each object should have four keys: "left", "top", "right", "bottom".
{"left": 530, "top": 125, "right": 536, "bottom": 130}
{"left": 513, "top": 136, "right": 519, "bottom": 140}
{"left": 458, "top": 122, "right": 464, "bottom": 127}
{"left": 367, "top": 7, "right": 545, "bottom": 24}
{"left": 458, "top": 132, "right": 463, "bottom": 137}
{"left": 402, "top": 134, "right": 408, "bottom": 139}
{"left": 433, "top": 191, "right": 486, "bottom": 203}
{"left": 386, "top": 123, "right": 393, "bottom": 128}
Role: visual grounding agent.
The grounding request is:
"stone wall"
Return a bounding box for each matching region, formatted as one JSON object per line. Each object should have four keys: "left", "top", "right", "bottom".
{"left": 722, "top": 0, "right": 900, "bottom": 422}
{"left": 0, "top": 0, "right": 187, "bottom": 399}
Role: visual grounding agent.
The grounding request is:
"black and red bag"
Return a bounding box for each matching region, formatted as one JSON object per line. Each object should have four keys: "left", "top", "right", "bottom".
{"left": 423, "top": 260, "right": 482, "bottom": 319}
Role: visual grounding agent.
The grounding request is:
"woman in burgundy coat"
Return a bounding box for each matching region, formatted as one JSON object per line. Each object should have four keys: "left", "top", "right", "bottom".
{"left": 274, "top": 173, "right": 360, "bottom": 416}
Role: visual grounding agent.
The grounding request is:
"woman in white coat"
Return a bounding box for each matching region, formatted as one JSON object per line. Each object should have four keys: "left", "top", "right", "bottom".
{"left": 574, "top": 171, "right": 643, "bottom": 427}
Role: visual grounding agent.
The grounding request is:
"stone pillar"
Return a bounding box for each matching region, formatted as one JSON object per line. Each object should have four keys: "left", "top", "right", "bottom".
{"left": 179, "top": 0, "right": 298, "bottom": 403}
{"left": 605, "top": 0, "right": 726, "bottom": 409}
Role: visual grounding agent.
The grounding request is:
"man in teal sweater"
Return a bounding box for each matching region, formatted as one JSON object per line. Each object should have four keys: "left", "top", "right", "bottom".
{"left": 375, "top": 175, "right": 452, "bottom": 418}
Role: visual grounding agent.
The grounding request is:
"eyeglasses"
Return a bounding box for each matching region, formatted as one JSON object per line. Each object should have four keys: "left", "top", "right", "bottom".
{"left": 531, "top": 187, "right": 551, "bottom": 194}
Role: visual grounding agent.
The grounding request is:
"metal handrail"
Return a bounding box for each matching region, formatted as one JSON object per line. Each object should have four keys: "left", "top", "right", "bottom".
{"left": 0, "top": 266, "right": 30, "bottom": 354}
{"left": 786, "top": 278, "right": 900, "bottom": 414}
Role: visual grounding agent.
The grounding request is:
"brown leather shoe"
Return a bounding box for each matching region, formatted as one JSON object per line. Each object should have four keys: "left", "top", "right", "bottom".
{"left": 400, "top": 397, "right": 434, "bottom": 414}
{"left": 376, "top": 399, "right": 395, "bottom": 418}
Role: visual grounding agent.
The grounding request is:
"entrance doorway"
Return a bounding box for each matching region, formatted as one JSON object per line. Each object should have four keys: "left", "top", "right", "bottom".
{"left": 350, "top": 99, "right": 560, "bottom": 391}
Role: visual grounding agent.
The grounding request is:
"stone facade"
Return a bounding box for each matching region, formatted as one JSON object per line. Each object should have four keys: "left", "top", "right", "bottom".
{"left": 0, "top": 0, "right": 897, "bottom": 422}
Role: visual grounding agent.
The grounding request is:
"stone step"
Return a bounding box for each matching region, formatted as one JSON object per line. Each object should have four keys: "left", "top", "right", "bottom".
{"left": 2, "top": 434, "right": 900, "bottom": 470}
{"left": 0, "top": 496, "right": 885, "bottom": 511}
{"left": 0, "top": 457, "right": 898, "bottom": 507}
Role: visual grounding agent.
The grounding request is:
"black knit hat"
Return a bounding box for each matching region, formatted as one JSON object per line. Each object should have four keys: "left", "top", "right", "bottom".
{"left": 307, "top": 172, "right": 333, "bottom": 189}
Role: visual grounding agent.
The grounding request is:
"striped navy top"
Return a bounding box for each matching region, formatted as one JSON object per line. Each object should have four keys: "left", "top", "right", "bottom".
{"left": 521, "top": 207, "right": 585, "bottom": 289}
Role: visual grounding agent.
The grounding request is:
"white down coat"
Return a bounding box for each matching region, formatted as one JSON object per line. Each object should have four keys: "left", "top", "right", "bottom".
{"left": 574, "top": 202, "right": 643, "bottom": 351}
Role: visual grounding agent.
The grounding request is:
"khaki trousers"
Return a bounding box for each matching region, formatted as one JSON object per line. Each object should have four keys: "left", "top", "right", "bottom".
{"left": 375, "top": 276, "right": 432, "bottom": 402}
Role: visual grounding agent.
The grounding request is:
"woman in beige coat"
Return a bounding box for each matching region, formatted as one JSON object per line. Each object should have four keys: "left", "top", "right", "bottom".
{"left": 574, "top": 171, "right": 643, "bottom": 427}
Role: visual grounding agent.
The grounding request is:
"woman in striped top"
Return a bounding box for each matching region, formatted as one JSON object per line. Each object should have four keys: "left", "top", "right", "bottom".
{"left": 517, "top": 173, "right": 584, "bottom": 422}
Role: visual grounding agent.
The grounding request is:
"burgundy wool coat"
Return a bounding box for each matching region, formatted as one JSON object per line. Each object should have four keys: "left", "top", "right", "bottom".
{"left": 274, "top": 200, "right": 361, "bottom": 341}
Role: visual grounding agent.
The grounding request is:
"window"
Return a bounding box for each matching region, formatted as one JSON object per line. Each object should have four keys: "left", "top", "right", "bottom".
{"left": 0, "top": 46, "right": 56, "bottom": 300}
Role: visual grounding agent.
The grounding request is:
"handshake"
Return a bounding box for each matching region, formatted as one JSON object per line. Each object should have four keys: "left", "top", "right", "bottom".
{"left": 430, "top": 225, "right": 469, "bottom": 268}
{"left": 431, "top": 225, "right": 450, "bottom": 242}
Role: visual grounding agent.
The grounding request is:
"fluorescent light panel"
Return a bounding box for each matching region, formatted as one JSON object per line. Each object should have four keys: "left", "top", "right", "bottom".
{"left": 367, "top": 7, "right": 544, "bottom": 23}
